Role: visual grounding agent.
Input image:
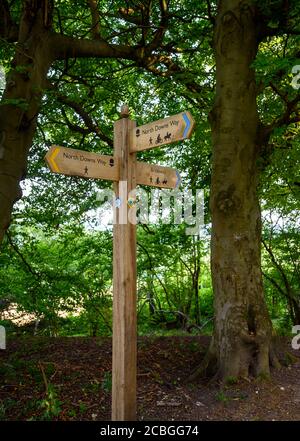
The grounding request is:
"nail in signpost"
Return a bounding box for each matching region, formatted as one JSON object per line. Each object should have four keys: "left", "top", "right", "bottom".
{"left": 45, "top": 106, "right": 195, "bottom": 421}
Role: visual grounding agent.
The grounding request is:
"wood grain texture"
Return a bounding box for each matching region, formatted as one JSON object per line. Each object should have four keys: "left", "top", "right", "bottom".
{"left": 112, "top": 115, "right": 137, "bottom": 421}
{"left": 45, "top": 146, "right": 119, "bottom": 180}
{"left": 136, "top": 161, "right": 180, "bottom": 189}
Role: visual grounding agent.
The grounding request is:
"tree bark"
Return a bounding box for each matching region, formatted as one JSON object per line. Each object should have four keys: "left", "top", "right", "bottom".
{"left": 207, "top": 0, "right": 274, "bottom": 379}
{"left": 0, "top": 3, "right": 54, "bottom": 242}
{"left": 192, "top": 236, "right": 201, "bottom": 325}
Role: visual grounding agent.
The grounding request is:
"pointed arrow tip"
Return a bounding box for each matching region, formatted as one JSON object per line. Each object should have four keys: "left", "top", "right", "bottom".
{"left": 46, "top": 145, "right": 61, "bottom": 173}
{"left": 183, "top": 111, "right": 195, "bottom": 139}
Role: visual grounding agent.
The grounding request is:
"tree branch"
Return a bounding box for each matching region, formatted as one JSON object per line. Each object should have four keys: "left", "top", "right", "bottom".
{"left": 87, "top": 0, "right": 102, "bottom": 40}
{"left": 146, "top": 0, "right": 169, "bottom": 52}
{"left": 262, "top": 271, "right": 287, "bottom": 299}
{"left": 50, "top": 88, "right": 113, "bottom": 146}
{"left": 258, "top": 93, "right": 300, "bottom": 150}
{"left": 262, "top": 238, "right": 294, "bottom": 298}
{"left": 6, "top": 231, "right": 39, "bottom": 278}
{"left": 49, "top": 32, "right": 137, "bottom": 61}
{"left": 206, "top": 0, "right": 216, "bottom": 25}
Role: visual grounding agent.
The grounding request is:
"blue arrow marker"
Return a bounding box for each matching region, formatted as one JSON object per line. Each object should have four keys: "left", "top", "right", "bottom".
{"left": 183, "top": 112, "right": 191, "bottom": 139}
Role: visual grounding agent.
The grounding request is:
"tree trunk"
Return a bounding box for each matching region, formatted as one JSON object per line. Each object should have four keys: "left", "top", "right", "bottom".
{"left": 0, "top": 4, "right": 54, "bottom": 242}
{"left": 192, "top": 236, "right": 201, "bottom": 326}
{"left": 207, "top": 0, "right": 275, "bottom": 379}
{"left": 147, "top": 269, "right": 156, "bottom": 316}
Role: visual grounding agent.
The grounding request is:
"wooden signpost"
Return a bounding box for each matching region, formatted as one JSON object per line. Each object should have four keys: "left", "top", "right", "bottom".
{"left": 45, "top": 105, "right": 195, "bottom": 421}
{"left": 131, "top": 111, "right": 195, "bottom": 152}
{"left": 45, "top": 146, "right": 119, "bottom": 181}
{"left": 46, "top": 145, "right": 180, "bottom": 189}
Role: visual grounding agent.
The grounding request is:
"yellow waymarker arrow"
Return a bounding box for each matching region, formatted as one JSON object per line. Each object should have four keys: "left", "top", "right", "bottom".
{"left": 46, "top": 146, "right": 61, "bottom": 173}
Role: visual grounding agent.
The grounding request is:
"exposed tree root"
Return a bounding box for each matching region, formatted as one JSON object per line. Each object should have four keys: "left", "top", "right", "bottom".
{"left": 185, "top": 338, "right": 284, "bottom": 384}
{"left": 269, "top": 344, "right": 281, "bottom": 370}
{"left": 184, "top": 341, "right": 218, "bottom": 383}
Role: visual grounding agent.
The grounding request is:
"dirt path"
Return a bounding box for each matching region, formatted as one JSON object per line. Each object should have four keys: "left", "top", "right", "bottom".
{"left": 0, "top": 336, "right": 299, "bottom": 421}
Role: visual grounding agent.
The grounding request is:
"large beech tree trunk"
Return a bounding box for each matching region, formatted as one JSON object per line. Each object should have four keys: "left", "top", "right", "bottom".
{"left": 0, "top": 3, "right": 54, "bottom": 242}
{"left": 207, "top": 1, "right": 276, "bottom": 379}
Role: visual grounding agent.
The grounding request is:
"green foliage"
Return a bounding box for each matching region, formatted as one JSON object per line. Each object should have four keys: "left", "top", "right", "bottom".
{"left": 225, "top": 376, "right": 238, "bottom": 386}
{"left": 0, "top": 399, "right": 16, "bottom": 421}
{"left": 78, "top": 402, "right": 88, "bottom": 414}
{"left": 101, "top": 371, "right": 112, "bottom": 393}
{"left": 215, "top": 391, "right": 228, "bottom": 403}
{"left": 38, "top": 383, "right": 62, "bottom": 420}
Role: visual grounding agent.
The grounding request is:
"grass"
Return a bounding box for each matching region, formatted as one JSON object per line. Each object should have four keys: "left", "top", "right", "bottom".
{"left": 38, "top": 383, "right": 62, "bottom": 420}
{"left": 101, "top": 371, "right": 112, "bottom": 393}
{"left": 225, "top": 376, "right": 239, "bottom": 386}
{"left": 216, "top": 390, "right": 229, "bottom": 403}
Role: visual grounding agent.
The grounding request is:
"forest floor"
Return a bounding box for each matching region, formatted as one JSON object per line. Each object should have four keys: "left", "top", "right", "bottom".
{"left": 0, "top": 336, "right": 300, "bottom": 421}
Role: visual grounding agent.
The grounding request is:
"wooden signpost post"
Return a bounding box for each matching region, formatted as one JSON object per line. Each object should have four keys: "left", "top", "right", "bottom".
{"left": 45, "top": 105, "right": 195, "bottom": 421}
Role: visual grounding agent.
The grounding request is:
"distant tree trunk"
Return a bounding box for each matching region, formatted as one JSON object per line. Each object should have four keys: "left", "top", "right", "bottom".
{"left": 147, "top": 269, "right": 156, "bottom": 316}
{"left": 262, "top": 240, "right": 300, "bottom": 326}
{"left": 192, "top": 236, "right": 201, "bottom": 325}
{"left": 193, "top": 270, "right": 200, "bottom": 325}
{"left": 198, "top": 1, "right": 277, "bottom": 380}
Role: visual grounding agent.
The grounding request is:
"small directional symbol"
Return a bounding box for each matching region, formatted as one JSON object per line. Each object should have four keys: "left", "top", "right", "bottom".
{"left": 115, "top": 197, "right": 122, "bottom": 208}
{"left": 156, "top": 134, "right": 162, "bottom": 144}
{"left": 127, "top": 197, "right": 136, "bottom": 208}
{"left": 182, "top": 112, "right": 194, "bottom": 139}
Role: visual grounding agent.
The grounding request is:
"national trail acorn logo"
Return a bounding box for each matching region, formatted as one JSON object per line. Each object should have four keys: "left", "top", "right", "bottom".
{"left": 127, "top": 197, "right": 136, "bottom": 208}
